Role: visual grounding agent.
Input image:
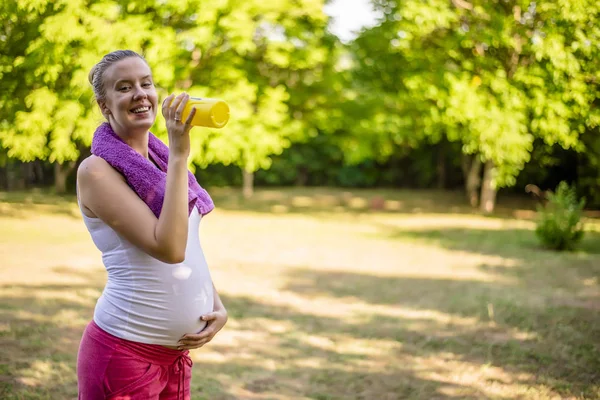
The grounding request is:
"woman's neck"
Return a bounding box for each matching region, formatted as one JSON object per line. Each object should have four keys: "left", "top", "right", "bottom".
{"left": 111, "top": 123, "right": 150, "bottom": 159}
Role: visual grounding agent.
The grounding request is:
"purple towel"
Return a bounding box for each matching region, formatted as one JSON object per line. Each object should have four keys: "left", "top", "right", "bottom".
{"left": 91, "top": 122, "right": 214, "bottom": 218}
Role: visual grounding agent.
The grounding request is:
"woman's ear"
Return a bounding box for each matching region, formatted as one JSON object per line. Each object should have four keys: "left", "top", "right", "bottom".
{"left": 98, "top": 100, "right": 111, "bottom": 119}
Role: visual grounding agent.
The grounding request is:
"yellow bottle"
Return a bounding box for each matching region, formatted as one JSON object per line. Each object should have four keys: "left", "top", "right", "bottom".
{"left": 172, "top": 97, "right": 230, "bottom": 128}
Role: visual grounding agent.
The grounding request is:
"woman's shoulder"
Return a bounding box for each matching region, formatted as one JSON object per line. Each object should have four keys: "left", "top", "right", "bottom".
{"left": 77, "top": 155, "right": 128, "bottom": 218}
{"left": 77, "top": 155, "right": 124, "bottom": 185}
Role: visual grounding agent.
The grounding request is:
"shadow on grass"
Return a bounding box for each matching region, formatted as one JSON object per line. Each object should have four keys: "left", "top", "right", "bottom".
{"left": 2, "top": 242, "right": 599, "bottom": 400}
{"left": 2, "top": 272, "right": 598, "bottom": 398}
{"left": 0, "top": 190, "right": 80, "bottom": 219}
{"left": 0, "top": 187, "right": 511, "bottom": 221}
{"left": 207, "top": 187, "right": 543, "bottom": 219}
{"left": 0, "top": 266, "right": 234, "bottom": 400}
{"left": 0, "top": 190, "right": 76, "bottom": 205}
{"left": 1, "top": 273, "right": 481, "bottom": 399}
{"left": 200, "top": 294, "right": 495, "bottom": 400}
{"left": 4, "top": 187, "right": 600, "bottom": 222}
{"left": 0, "top": 267, "right": 102, "bottom": 396}
{"left": 281, "top": 268, "right": 600, "bottom": 398}
{"left": 0, "top": 282, "right": 95, "bottom": 399}
{"left": 379, "top": 224, "right": 600, "bottom": 261}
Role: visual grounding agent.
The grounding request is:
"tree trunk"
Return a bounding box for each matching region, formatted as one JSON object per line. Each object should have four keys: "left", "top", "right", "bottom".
{"left": 242, "top": 169, "right": 254, "bottom": 199}
{"left": 54, "top": 161, "right": 76, "bottom": 194}
{"left": 296, "top": 166, "right": 308, "bottom": 186}
{"left": 7, "top": 161, "right": 25, "bottom": 191}
{"left": 34, "top": 161, "right": 45, "bottom": 185}
{"left": 0, "top": 165, "right": 5, "bottom": 190}
{"left": 23, "top": 162, "right": 35, "bottom": 188}
{"left": 480, "top": 160, "right": 497, "bottom": 214}
{"left": 436, "top": 143, "right": 446, "bottom": 189}
{"left": 461, "top": 154, "right": 482, "bottom": 207}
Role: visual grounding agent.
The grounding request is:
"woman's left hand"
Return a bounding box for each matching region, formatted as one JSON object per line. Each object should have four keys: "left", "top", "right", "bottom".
{"left": 178, "top": 309, "right": 228, "bottom": 350}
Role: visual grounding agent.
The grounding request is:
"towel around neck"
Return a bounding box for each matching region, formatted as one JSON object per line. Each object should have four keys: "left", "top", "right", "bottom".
{"left": 90, "top": 122, "right": 214, "bottom": 218}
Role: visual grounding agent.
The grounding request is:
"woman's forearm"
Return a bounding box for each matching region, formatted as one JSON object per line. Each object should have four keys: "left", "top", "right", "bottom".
{"left": 154, "top": 153, "right": 190, "bottom": 263}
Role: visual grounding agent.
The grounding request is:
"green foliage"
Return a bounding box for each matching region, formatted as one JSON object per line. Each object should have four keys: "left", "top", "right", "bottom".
{"left": 577, "top": 127, "right": 600, "bottom": 207}
{"left": 347, "top": 0, "right": 600, "bottom": 200}
{"left": 535, "top": 181, "right": 586, "bottom": 251}
{"left": 153, "top": 0, "right": 334, "bottom": 175}
{"left": 0, "top": 0, "right": 334, "bottom": 178}
{"left": 0, "top": 0, "right": 599, "bottom": 207}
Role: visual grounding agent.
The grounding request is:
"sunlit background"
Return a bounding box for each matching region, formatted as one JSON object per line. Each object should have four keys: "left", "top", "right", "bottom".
{"left": 1, "top": 0, "right": 599, "bottom": 399}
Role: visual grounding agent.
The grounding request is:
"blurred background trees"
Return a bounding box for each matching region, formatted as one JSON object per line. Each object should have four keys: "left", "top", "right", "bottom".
{"left": 1, "top": 0, "right": 598, "bottom": 211}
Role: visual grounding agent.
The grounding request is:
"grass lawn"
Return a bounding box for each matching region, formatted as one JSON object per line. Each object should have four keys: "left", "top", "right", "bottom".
{"left": 1, "top": 187, "right": 599, "bottom": 399}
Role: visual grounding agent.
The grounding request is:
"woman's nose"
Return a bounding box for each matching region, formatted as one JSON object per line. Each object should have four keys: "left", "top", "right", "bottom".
{"left": 132, "top": 85, "right": 148, "bottom": 100}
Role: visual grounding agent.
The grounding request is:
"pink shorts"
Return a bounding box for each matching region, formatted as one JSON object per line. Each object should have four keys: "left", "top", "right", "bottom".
{"left": 77, "top": 320, "right": 192, "bottom": 400}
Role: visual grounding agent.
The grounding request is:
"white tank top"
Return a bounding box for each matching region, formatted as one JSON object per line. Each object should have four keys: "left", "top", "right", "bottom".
{"left": 80, "top": 205, "right": 214, "bottom": 346}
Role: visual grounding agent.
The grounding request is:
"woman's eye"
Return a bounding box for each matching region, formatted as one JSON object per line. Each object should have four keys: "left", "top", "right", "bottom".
{"left": 119, "top": 86, "right": 130, "bottom": 91}
{"left": 142, "top": 82, "right": 152, "bottom": 87}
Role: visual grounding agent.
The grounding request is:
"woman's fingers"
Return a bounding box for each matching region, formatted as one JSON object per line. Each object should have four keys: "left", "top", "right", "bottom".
{"left": 179, "top": 330, "right": 212, "bottom": 344}
{"left": 201, "top": 312, "right": 218, "bottom": 321}
{"left": 178, "top": 329, "right": 214, "bottom": 347}
{"left": 167, "top": 93, "right": 186, "bottom": 121}
{"left": 178, "top": 335, "right": 212, "bottom": 350}
{"left": 161, "top": 94, "right": 174, "bottom": 119}
{"left": 174, "top": 93, "right": 189, "bottom": 122}
{"left": 178, "top": 311, "right": 228, "bottom": 350}
{"left": 184, "top": 106, "right": 196, "bottom": 127}
{"left": 179, "top": 339, "right": 210, "bottom": 350}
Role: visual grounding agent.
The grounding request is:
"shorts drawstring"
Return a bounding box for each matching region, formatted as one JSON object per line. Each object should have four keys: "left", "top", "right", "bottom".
{"left": 174, "top": 352, "right": 193, "bottom": 400}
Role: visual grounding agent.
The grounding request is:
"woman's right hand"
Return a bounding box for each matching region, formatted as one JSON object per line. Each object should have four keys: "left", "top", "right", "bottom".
{"left": 162, "top": 93, "right": 197, "bottom": 158}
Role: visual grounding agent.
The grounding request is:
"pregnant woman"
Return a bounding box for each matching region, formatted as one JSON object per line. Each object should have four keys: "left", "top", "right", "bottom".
{"left": 76, "top": 50, "right": 227, "bottom": 399}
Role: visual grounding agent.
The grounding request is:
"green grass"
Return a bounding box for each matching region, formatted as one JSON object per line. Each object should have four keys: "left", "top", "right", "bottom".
{"left": 1, "top": 188, "right": 599, "bottom": 399}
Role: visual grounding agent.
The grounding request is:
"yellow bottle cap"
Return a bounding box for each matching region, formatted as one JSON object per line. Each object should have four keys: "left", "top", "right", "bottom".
{"left": 210, "top": 100, "right": 230, "bottom": 128}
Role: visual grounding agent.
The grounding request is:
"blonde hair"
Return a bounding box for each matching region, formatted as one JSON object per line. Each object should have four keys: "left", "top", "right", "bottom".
{"left": 88, "top": 50, "right": 148, "bottom": 101}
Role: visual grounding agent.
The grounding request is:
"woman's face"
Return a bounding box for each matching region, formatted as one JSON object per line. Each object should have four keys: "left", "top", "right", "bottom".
{"left": 99, "top": 57, "right": 158, "bottom": 134}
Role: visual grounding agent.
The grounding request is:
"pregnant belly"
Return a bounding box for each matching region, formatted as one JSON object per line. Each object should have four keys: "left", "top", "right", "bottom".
{"left": 155, "top": 280, "right": 215, "bottom": 342}
{"left": 166, "top": 293, "right": 214, "bottom": 338}
{"left": 97, "top": 279, "right": 214, "bottom": 346}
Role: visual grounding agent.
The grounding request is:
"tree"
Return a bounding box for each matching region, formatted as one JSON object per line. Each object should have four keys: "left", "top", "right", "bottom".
{"left": 1, "top": 0, "right": 335, "bottom": 197}
{"left": 0, "top": 0, "right": 185, "bottom": 192}
{"left": 162, "top": 0, "right": 333, "bottom": 197}
{"left": 346, "top": 0, "right": 600, "bottom": 212}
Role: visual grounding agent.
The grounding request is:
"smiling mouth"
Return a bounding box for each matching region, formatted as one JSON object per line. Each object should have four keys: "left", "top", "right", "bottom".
{"left": 130, "top": 106, "right": 151, "bottom": 114}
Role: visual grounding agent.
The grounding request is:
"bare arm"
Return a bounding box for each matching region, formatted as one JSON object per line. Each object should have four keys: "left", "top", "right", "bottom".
{"left": 78, "top": 93, "right": 196, "bottom": 264}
